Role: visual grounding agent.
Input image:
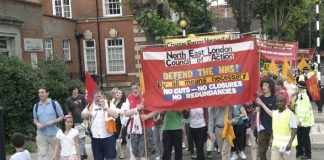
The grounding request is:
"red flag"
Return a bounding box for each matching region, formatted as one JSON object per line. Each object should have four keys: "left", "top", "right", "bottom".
{"left": 85, "top": 71, "right": 97, "bottom": 103}
{"left": 306, "top": 75, "right": 320, "bottom": 101}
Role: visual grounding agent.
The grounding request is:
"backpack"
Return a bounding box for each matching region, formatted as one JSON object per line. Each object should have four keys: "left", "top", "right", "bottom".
{"left": 35, "top": 100, "right": 59, "bottom": 127}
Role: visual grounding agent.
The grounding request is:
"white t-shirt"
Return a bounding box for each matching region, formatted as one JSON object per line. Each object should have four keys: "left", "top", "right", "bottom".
{"left": 10, "top": 150, "right": 31, "bottom": 160}
{"left": 190, "top": 108, "right": 206, "bottom": 128}
{"left": 82, "top": 103, "right": 113, "bottom": 138}
{"left": 56, "top": 128, "right": 79, "bottom": 156}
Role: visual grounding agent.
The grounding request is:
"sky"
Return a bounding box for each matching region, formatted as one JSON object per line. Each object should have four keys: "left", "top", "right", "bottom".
{"left": 210, "top": 0, "right": 227, "bottom": 6}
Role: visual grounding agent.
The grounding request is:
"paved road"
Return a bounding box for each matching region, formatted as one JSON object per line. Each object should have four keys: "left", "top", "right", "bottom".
{"left": 10, "top": 103, "right": 324, "bottom": 160}
{"left": 26, "top": 142, "right": 324, "bottom": 160}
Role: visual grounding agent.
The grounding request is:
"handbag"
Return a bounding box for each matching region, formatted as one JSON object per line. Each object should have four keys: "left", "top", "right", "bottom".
{"left": 105, "top": 117, "right": 117, "bottom": 134}
{"left": 131, "top": 111, "right": 143, "bottom": 134}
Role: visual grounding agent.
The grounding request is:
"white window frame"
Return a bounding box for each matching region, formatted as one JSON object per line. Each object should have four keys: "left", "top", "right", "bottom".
{"left": 63, "top": 39, "right": 71, "bottom": 61}
{"left": 105, "top": 38, "right": 126, "bottom": 74}
{"left": 224, "top": 7, "right": 228, "bottom": 18}
{"left": 44, "top": 38, "right": 53, "bottom": 59}
{"left": 52, "top": 0, "right": 72, "bottom": 18}
{"left": 103, "top": 0, "right": 122, "bottom": 17}
{"left": 83, "top": 40, "right": 97, "bottom": 75}
{"left": 0, "top": 38, "right": 10, "bottom": 57}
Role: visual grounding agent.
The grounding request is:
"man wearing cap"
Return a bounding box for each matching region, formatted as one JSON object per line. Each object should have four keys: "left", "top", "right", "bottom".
{"left": 291, "top": 81, "right": 315, "bottom": 159}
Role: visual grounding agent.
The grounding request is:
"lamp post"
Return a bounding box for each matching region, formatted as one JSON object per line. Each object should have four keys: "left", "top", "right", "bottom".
{"left": 315, "top": 0, "right": 321, "bottom": 84}
{"left": 179, "top": 19, "right": 188, "bottom": 37}
{"left": 204, "top": 0, "right": 208, "bottom": 32}
{"left": 0, "top": 105, "right": 5, "bottom": 160}
{"left": 95, "top": 0, "right": 103, "bottom": 89}
{"left": 75, "top": 31, "right": 84, "bottom": 82}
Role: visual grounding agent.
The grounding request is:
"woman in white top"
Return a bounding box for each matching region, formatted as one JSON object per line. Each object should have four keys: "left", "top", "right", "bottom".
{"left": 53, "top": 115, "right": 80, "bottom": 160}
{"left": 110, "top": 89, "right": 129, "bottom": 159}
{"left": 190, "top": 108, "right": 208, "bottom": 160}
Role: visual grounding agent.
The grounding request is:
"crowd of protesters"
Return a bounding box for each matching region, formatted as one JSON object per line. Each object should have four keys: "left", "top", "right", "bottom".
{"left": 8, "top": 63, "right": 322, "bottom": 160}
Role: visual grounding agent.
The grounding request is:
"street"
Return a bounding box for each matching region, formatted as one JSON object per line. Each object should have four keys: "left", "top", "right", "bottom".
{"left": 24, "top": 102, "right": 324, "bottom": 160}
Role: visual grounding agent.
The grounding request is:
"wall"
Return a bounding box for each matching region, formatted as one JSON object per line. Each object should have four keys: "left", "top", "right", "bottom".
{"left": 77, "top": 16, "right": 138, "bottom": 85}
{"left": 0, "top": 0, "right": 44, "bottom": 63}
{"left": 211, "top": 5, "right": 234, "bottom": 18}
{"left": 43, "top": 15, "right": 79, "bottom": 78}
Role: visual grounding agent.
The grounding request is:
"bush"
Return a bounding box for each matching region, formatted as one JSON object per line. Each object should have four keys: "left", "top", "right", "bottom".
{"left": 0, "top": 55, "right": 84, "bottom": 153}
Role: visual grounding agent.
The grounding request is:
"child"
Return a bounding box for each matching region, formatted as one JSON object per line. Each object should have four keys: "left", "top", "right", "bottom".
{"left": 53, "top": 115, "right": 80, "bottom": 160}
{"left": 10, "top": 132, "right": 32, "bottom": 160}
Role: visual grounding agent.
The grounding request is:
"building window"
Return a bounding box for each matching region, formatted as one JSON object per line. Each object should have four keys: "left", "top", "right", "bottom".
{"left": 0, "top": 38, "right": 10, "bottom": 56}
{"left": 63, "top": 39, "right": 71, "bottom": 60}
{"left": 44, "top": 38, "right": 53, "bottom": 59}
{"left": 52, "top": 0, "right": 72, "bottom": 18}
{"left": 105, "top": 38, "right": 125, "bottom": 74}
{"left": 224, "top": 7, "right": 228, "bottom": 18}
{"left": 103, "top": 0, "right": 122, "bottom": 17}
{"left": 83, "top": 40, "right": 97, "bottom": 75}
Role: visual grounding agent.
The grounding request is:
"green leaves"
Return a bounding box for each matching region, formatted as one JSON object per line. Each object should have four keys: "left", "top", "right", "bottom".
{"left": 136, "top": 9, "right": 180, "bottom": 41}
{"left": 130, "top": 0, "right": 216, "bottom": 43}
{"left": 170, "top": 0, "right": 216, "bottom": 33}
{"left": 0, "top": 55, "right": 83, "bottom": 153}
{"left": 254, "top": 0, "right": 309, "bottom": 40}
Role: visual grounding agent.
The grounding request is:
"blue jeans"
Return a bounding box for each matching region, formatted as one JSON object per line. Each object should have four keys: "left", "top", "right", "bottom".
{"left": 91, "top": 136, "right": 116, "bottom": 160}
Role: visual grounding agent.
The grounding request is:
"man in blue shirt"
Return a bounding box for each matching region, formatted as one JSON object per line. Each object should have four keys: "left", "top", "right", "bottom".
{"left": 33, "top": 86, "right": 64, "bottom": 160}
{"left": 256, "top": 78, "right": 277, "bottom": 160}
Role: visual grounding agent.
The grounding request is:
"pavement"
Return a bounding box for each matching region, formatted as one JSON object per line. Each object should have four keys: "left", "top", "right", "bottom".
{"left": 26, "top": 143, "right": 324, "bottom": 160}
{"left": 7, "top": 103, "right": 324, "bottom": 160}
{"left": 310, "top": 102, "right": 324, "bottom": 149}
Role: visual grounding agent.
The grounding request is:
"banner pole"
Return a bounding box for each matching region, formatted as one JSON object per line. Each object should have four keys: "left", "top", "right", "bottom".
{"left": 258, "top": 38, "right": 262, "bottom": 94}
{"left": 142, "top": 110, "right": 148, "bottom": 159}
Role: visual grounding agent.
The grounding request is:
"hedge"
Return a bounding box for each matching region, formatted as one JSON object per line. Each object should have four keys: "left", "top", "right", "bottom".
{"left": 0, "top": 55, "right": 84, "bottom": 153}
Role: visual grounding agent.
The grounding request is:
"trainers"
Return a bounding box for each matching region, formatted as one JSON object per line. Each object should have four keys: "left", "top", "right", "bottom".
{"left": 182, "top": 143, "right": 186, "bottom": 149}
{"left": 155, "top": 156, "right": 161, "bottom": 160}
{"left": 81, "top": 155, "right": 88, "bottom": 160}
{"left": 301, "top": 155, "right": 312, "bottom": 159}
{"left": 239, "top": 151, "right": 246, "bottom": 159}
{"left": 191, "top": 154, "right": 197, "bottom": 159}
{"left": 230, "top": 152, "right": 238, "bottom": 160}
{"left": 207, "top": 153, "right": 213, "bottom": 159}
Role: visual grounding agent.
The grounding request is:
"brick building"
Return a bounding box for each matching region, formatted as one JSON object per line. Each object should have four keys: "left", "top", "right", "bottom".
{"left": 0, "top": 0, "right": 145, "bottom": 88}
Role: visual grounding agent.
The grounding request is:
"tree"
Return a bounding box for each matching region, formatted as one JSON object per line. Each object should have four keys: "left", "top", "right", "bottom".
{"left": 255, "top": 0, "right": 309, "bottom": 40}
{"left": 128, "top": 0, "right": 216, "bottom": 44}
{"left": 134, "top": 9, "right": 179, "bottom": 44}
{"left": 170, "top": 0, "right": 216, "bottom": 34}
{"left": 129, "top": 0, "right": 178, "bottom": 44}
{"left": 227, "top": 0, "right": 254, "bottom": 33}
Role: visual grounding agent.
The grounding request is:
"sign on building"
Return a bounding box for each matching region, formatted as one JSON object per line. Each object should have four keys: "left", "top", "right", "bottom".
{"left": 24, "top": 38, "right": 43, "bottom": 52}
